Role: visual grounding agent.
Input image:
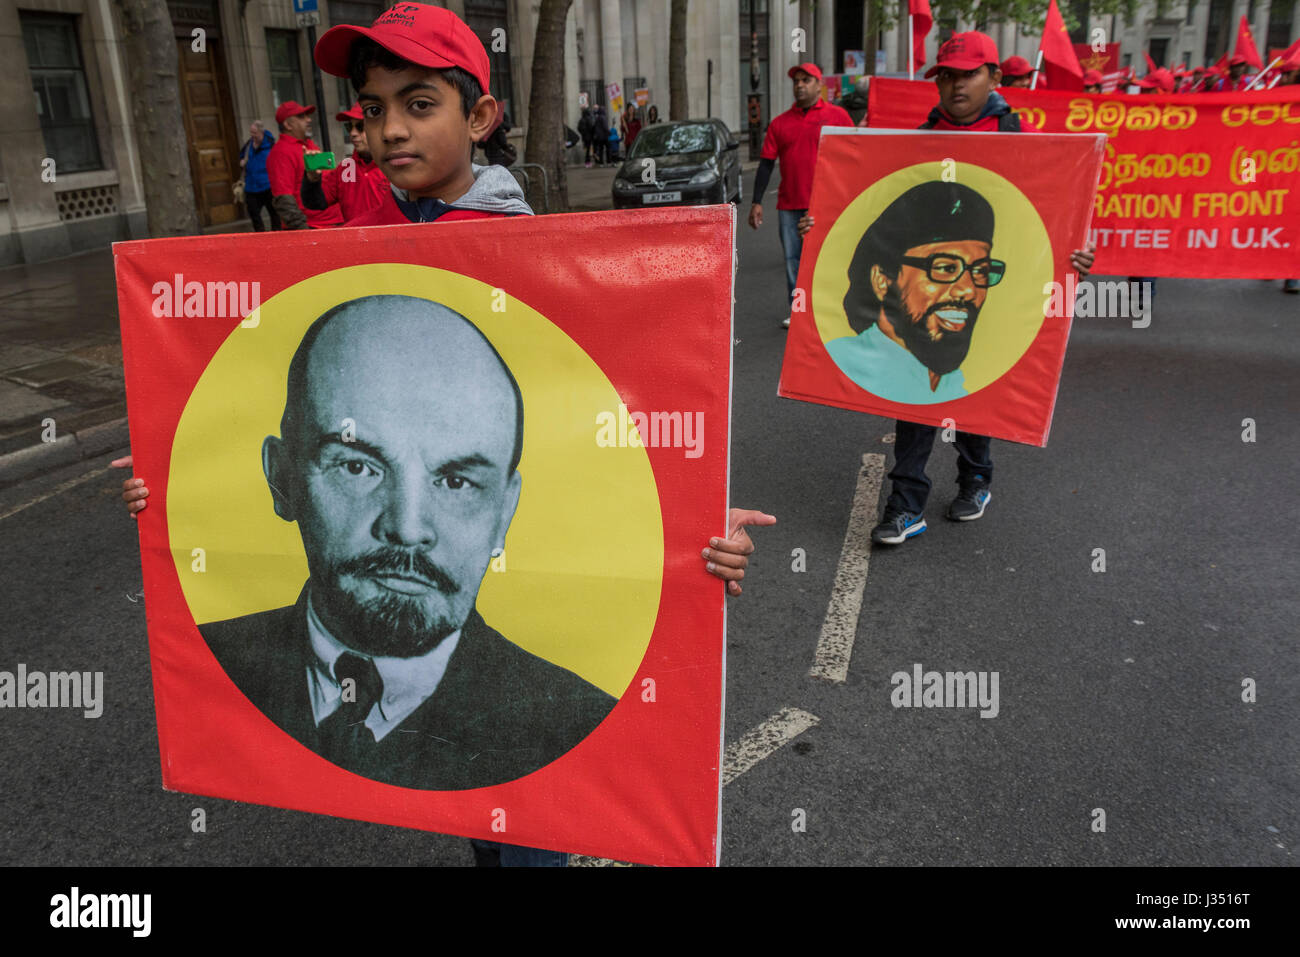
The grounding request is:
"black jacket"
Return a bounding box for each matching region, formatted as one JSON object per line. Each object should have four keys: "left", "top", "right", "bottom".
{"left": 200, "top": 587, "right": 616, "bottom": 790}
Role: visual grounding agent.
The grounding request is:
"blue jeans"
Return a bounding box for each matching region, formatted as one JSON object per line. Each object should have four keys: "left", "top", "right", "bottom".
{"left": 778, "top": 207, "right": 807, "bottom": 302}
{"left": 469, "top": 839, "right": 568, "bottom": 867}
{"left": 886, "top": 419, "right": 993, "bottom": 515}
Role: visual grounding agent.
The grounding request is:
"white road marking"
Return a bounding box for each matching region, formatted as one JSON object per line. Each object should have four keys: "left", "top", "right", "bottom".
{"left": 809, "top": 452, "right": 885, "bottom": 683}
{"left": 0, "top": 466, "right": 110, "bottom": 523}
{"left": 570, "top": 707, "right": 821, "bottom": 866}
{"left": 721, "top": 706, "right": 820, "bottom": 786}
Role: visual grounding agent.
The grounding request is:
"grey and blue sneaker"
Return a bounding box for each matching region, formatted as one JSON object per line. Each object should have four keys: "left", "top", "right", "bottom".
{"left": 947, "top": 486, "right": 992, "bottom": 521}
{"left": 871, "top": 509, "right": 927, "bottom": 545}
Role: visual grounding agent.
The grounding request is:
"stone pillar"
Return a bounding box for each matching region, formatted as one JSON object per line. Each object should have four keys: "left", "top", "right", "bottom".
{"left": 815, "top": 0, "right": 834, "bottom": 73}
{"left": 600, "top": 0, "right": 625, "bottom": 110}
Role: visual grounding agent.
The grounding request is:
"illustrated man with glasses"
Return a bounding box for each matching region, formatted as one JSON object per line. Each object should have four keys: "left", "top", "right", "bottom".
{"left": 830, "top": 180, "right": 1003, "bottom": 405}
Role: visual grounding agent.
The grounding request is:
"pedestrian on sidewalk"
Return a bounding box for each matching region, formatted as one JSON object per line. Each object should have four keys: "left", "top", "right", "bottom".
{"left": 748, "top": 62, "right": 854, "bottom": 329}
{"left": 620, "top": 104, "right": 642, "bottom": 151}
{"left": 592, "top": 106, "right": 609, "bottom": 165}
{"left": 647, "top": 104, "right": 661, "bottom": 125}
{"left": 578, "top": 106, "right": 595, "bottom": 167}
{"left": 606, "top": 121, "right": 621, "bottom": 164}
{"left": 240, "top": 121, "right": 280, "bottom": 231}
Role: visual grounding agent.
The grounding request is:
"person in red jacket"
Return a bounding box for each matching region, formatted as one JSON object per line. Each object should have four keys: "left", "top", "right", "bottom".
{"left": 799, "top": 32, "right": 1095, "bottom": 545}
{"left": 266, "top": 101, "right": 344, "bottom": 229}
{"left": 749, "top": 62, "right": 854, "bottom": 328}
{"left": 311, "top": 102, "right": 388, "bottom": 222}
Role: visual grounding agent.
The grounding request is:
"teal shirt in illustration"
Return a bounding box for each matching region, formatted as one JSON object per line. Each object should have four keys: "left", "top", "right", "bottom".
{"left": 826, "top": 323, "right": 968, "bottom": 405}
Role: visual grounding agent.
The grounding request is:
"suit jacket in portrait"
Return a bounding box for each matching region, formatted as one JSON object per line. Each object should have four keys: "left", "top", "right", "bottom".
{"left": 199, "top": 587, "right": 616, "bottom": 790}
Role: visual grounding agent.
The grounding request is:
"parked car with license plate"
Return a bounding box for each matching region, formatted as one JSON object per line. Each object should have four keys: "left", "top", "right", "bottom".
{"left": 612, "top": 119, "right": 742, "bottom": 209}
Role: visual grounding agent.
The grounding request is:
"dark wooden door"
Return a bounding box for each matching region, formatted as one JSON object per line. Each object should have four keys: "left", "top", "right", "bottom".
{"left": 177, "top": 36, "right": 238, "bottom": 226}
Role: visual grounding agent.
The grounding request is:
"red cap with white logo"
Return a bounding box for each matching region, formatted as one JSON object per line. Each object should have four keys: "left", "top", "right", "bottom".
{"left": 315, "top": 3, "right": 490, "bottom": 96}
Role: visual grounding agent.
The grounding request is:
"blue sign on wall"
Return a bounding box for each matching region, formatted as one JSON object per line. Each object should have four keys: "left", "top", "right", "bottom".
{"left": 292, "top": 0, "right": 318, "bottom": 13}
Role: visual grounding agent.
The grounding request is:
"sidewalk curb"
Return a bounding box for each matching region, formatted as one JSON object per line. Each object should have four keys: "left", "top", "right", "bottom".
{"left": 0, "top": 415, "right": 129, "bottom": 487}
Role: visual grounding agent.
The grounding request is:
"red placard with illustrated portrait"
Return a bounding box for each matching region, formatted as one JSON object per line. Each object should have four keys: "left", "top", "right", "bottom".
{"left": 779, "top": 129, "right": 1105, "bottom": 446}
{"left": 113, "top": 207, "right": 734, "bottom": 867}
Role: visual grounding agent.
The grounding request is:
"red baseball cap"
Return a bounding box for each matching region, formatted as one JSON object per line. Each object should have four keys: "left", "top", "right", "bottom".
{"left": 1136, "top": 68, "right": 1176, "bottom": 92}
{"left": 787, "top": 62, "right": 823, "bottom": 81}
{"left": 336, "top": 101, "right": 364, "bottom": 122}
{"left": 274, "top": 101, "right": 316, "bottom": 125}
{"left": 1081, "top": 69, "right": 1103, "bottom": 86}
{"left": 314, "top": 3, "right": 490, "bottom": 95}
{"left": 1228, "top": 53, "right": 1249, "bottom": 66}
{"left": 1000, "top": 55, "right": 1033, "bottom": 77}
{"left": 925, "top": 32, "right": 1000, "bottom": 79}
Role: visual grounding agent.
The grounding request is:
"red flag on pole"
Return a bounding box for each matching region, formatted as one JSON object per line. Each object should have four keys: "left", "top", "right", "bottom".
{"left": 1233, "top": 15, "right": 1264, "bottom": 70}
{"left": 909, "top": 0, "right": 933, "bottom": 72}
{"left": 1143, "top": 50, "right": 1158, "bottom": 73}
{"left": 1041, "top": 0, "right": 1083, "bottom": 90}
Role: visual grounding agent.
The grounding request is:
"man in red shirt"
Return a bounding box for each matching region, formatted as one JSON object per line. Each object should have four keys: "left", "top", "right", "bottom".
{"left": 748, "top": 62, "right": 854, "bottom": 328}
{"left": 266, "top": 101, "right": 344, "bottom": 230}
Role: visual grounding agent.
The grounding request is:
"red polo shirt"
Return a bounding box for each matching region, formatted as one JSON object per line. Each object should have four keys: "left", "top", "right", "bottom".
{"left": 321, "top": 155, "right": 387, "bottom": 222}
{"left": 266, "top": 133, "right": 344, "bottom": 228}
{"left": 760, "top": 97, "right": 855, "bottom": 209}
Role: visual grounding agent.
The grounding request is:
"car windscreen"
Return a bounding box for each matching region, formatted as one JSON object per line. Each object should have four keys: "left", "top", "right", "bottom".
{"left": 629, "top": 124, "right": 716, "bottom": 159}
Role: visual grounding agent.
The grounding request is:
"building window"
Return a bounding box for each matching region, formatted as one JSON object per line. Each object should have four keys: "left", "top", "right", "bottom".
{"left": 1267, "top": 0, "right": 1294, "bottom": 52}
{"left": 1068, "top": 0, "right": 1090, "bottom": 43}
{"left": 21, "top": 13, "right": 102, "bottom": 174}
{"left": 465, "top": 0, "right": 515, "bottom": 123}
{"left": 1204, "top": 0, "right": 1231, "bottom": 62}
{"left": 1185, "top": 0, "right": 1197, "bottom": 26}
{"left": 267, "top": 29, "right": 306, "bottom": 110}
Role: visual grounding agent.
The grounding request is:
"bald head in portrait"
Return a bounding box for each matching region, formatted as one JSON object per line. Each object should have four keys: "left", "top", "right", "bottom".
{"left": 199, "top": 295, "right": 615, "bottom": 790}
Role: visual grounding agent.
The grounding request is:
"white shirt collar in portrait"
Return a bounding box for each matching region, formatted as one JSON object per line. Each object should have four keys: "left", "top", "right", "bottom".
{"left": 305, "top": 589, "right": 460, "bottom": 742}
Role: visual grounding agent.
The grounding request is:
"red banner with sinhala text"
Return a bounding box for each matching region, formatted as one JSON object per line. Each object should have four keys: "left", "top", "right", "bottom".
{"left": 866, "top": 78, "right": 1300, "bottom": 277}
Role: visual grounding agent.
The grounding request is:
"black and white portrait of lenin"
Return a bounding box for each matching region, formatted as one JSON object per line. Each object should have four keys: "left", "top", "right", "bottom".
{"left": 199, "top": 295, "right": 615, "bottom": 790}
{"left": 826, "top": 181, "right": 1005, "bottom": 405}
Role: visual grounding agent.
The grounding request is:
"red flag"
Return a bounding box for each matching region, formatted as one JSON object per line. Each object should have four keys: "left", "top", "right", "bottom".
{"left": 1143, "top": 50, "right": 1158, "bottom": 73}
{"left": 909, "top": 0, "right": 933, "bottom": 72}
{"left": 1234, "top": 15, "right": 1264, "bottom": 70}
{"left": 1041, "top": 0, "right": 1083, "bottom": 89}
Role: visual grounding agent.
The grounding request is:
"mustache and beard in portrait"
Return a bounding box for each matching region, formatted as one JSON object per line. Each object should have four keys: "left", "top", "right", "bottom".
{"left": 314, "top": 545, "right": 465, "bottom": 658}
{"left": 879, "top": 279, "right": 982, "bottom": 376}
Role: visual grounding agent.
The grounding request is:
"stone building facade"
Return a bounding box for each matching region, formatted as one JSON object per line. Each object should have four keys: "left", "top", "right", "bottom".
{"left": 0, "top": 0, "right": 1294, "bottom": 265}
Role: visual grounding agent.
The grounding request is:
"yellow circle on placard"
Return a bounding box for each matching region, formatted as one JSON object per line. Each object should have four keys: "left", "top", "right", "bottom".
{"left": 813, "top": 162, "right": 1052, "bottom": 394}
{"left": 167, "top": 264, "right": 664, "bottom": 697}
